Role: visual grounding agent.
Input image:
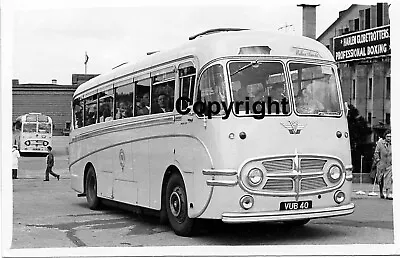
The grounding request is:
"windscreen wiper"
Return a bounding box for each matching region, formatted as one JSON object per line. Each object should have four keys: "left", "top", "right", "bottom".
{"left": 230, "top": 60, "right": 260, "bottom": 77}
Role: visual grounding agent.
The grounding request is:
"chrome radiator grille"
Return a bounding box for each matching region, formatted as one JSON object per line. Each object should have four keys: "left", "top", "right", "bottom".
{"left": 263, "top": 179, "right": 293, "bottom": 191}
{"left": 262, "top": 159, "right": 292, "bottom": 172}
{"left": 300, "top": 177, "right": 327, "bottom": 191}
{"left": 258, "top": 156, "right": 333, "bottom": 194}
{"left": 301, "top": 159, "right": 326, "bottom": 172}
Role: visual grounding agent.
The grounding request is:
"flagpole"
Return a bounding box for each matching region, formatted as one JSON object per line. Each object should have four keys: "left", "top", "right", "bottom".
{"left": 85, "top": 51, "right": 87, "bottom": 74}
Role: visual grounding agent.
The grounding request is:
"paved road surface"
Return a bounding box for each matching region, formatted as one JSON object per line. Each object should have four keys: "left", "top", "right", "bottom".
{"left": 7, "top": 137, "right": 395, "bottom": 253}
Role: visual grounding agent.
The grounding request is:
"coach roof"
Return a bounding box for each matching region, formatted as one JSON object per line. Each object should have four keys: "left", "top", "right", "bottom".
{"left": 74, "top": 30, "right": 334, "bottom": 98}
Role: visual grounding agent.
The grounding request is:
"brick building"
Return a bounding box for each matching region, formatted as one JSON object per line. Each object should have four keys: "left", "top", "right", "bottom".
{"left": 12, "top": 74, "right": 98, "bottom": 135}
{"left": 317, "top": 3, "right": 391, "bottom": 142}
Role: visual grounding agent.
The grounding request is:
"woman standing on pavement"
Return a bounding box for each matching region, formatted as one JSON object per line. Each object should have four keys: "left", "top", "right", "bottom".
{"left": 374, "top": 130, "right": 392, "bottom": 200}
{"left": 12, "top": 145, "right": 20, "bottom": 179}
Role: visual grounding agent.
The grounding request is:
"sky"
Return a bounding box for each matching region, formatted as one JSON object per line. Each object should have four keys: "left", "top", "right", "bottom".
{"left": 7, "top": 0, "right": 371, "bottom": 85}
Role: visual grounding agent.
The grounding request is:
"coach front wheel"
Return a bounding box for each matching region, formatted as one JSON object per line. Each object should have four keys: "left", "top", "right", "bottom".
{"left": 165, "top": 173, "right": 196, "bottom": 236}
{"left": 85, "top": 166, "right": 101, "bottom": 210}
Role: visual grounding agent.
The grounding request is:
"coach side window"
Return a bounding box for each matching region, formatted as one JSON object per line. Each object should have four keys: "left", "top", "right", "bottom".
{"left": 84, "top": 94, "right": 98, "bottom": 126}
{"left": 98, "top": 89, "right": 114, "bottom": 122}
{"left": 73, "top": 98, "right": 83, "bottom": 128}
{"left": 135, "top": 78, "right": 151, "bottom": 116}
{"left": 115, "top": 83, "right": 133, "bottom": 119}
{"left": 178, "top": 63, "right": 196, "bottom": 110}
{"left": 197, "top": 64, "right": 226, "bottom": 117}
{"left": 151, "top": 67, "right": 175, "bottom": 114}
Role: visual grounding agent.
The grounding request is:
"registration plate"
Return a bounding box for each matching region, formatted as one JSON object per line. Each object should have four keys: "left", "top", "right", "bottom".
{"left": 280, "top": 201, "right": 312, "bottom": 210}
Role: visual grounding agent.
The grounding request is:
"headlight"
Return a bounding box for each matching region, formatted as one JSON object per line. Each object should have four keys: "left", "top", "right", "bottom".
{"left": 327, "top": 165, "right": 342, "bottom": 183}
{"left": 24, "top": 140, "right": 31, "bottom": 146}
{"left": 43, "top": 141, "right": 48, "bottom": 146}
{"left": 247, "top": 168, "right": 263, "bottom": 186}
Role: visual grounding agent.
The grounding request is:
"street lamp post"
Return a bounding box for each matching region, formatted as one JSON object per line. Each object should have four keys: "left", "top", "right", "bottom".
{"left": 356, "top": 155, "right": 366, "bottom": 195}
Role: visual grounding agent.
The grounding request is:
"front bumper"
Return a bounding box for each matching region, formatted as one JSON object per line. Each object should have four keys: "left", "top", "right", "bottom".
{"left": 222, "top": 203, "right": 354, "bottom": 223}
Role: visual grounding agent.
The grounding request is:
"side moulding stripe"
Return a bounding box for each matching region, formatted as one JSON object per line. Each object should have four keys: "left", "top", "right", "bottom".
{"left": 69, "top": 133, "right": 214, "bottom": 170}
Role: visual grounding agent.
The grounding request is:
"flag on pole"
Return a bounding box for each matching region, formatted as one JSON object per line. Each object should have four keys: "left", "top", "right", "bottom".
{"left": 84, "top": 52, "right": 89, "bottom": 65}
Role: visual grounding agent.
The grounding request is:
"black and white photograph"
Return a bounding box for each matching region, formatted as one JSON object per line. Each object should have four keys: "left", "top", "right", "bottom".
{"left": 1, "top": 0, "right": 398, "bottom": 257}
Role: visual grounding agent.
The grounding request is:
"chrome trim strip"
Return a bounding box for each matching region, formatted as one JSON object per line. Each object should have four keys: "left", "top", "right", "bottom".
{"left": 202, "top": 169, "right": 237, "bottom": 176}
{"left": 99, "top": 170, "right": 113, "bottom": 174}
{"left": 69, "top": 133, "right": 214, "bottom": 170}
{"left": 299, "top": 175, "right": 325, "bottom": 180}
{"left": 114, "top": 178, "right": 136, "bottom": 183}
{"left": 222, "top": 203, "right": 355, "bottom": 223}
{"left": 266, "top": 171, "right": 324, "bottom": 177}
{"left": 71, "top": 115, "right": 175, "bottom": 143}
{"left": 182, "top": 170, "right": 194, "bottom": 174}
{"left": 174, "top": 115, "right": 183, "bottom": 121}
{"left": 206, "top": 180, "right": 238, "bottom": 187}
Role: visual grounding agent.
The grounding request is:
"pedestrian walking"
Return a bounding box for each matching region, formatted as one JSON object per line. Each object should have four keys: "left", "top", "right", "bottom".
{"left": 374, "top": 130, "right": 392, "bottom": 200}
{"left": 12, "top": 145, "right": 20, "bottom": 179}
{"left": 44, "top": 146, "right": 60, "bottom": 181}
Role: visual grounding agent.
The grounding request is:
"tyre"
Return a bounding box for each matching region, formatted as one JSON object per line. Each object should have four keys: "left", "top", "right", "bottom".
{"left": 85, "top": 166, "right": 101, "bottom": 210}
{"left": 165, "top": 173, "right": 195, "bottom": 236}
{"left": 284, "top": 219, "right": 310, "bottom": 226}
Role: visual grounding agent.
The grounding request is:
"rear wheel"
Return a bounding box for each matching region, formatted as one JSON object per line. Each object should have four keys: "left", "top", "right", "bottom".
{"left": 165, "top": 173, "right": 195, "bottom": 236}
{"left": 85, "top": 166, "right": 101, "bottom": 210}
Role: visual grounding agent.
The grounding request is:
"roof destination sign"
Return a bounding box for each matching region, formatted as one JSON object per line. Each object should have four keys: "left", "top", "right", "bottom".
{"left": 333, "top": 25, "right": 390, "bottom": 62}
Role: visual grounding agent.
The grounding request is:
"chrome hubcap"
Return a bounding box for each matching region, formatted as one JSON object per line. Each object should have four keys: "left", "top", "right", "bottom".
{"left": 169, "top": 189, "right": 182, "bottom": 217}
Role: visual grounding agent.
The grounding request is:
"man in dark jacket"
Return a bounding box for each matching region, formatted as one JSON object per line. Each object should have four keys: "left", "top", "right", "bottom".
{"left": 44, "top": 146, "right": 60, "bottom": 181}
{"left": 152, "top": 93, "right": 171, "bottom": 114}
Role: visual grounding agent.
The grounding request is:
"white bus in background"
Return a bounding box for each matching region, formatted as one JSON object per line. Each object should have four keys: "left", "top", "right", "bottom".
{"left": 14, "top": 113, "right": 53, "bottom": 154}
{"left": 69, "top": 28, "right": 354, "bottom": 236}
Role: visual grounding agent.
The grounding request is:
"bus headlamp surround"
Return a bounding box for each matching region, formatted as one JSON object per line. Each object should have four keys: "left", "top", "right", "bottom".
{"left": 239, "top": 195, "right": 254, "bottom": 210}
{"left": 334, "top": 190, "right": 345, "bottom": 204}
{"left": 247, "top": 168, "right": 264, "bottom": 186}
{"left": 327, "top": 165, "right": 342, "bottom": 183}
{"left": 24, "top": 140, "right": 31, "bottom": 146}
{"left": 43, "top": 141, "right": 48, "bottom": 146}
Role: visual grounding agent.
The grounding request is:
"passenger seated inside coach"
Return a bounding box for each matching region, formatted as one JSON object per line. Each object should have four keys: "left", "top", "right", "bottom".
{"left": 99, "top": 104, "right": 113, "bottom": 122}
{"left": 152, "top": 93, "right": 171, "bottom": 113}
{"left": 136, "top": 93, "right": 150, "bottom": 116}
{"left": 116, "top": 101, "right": 133, "bottom": 119}
{"left": 296, "top": 87, "right": 324, "bottom": 114}
{"left": 268, "top": 83, "right": 286, "bottom": 102}
{"left": 86, "top": 105, "right": 97, "bottom": 125}
{"left": 244, "top": 83, "right": 266, "bottom": 101}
